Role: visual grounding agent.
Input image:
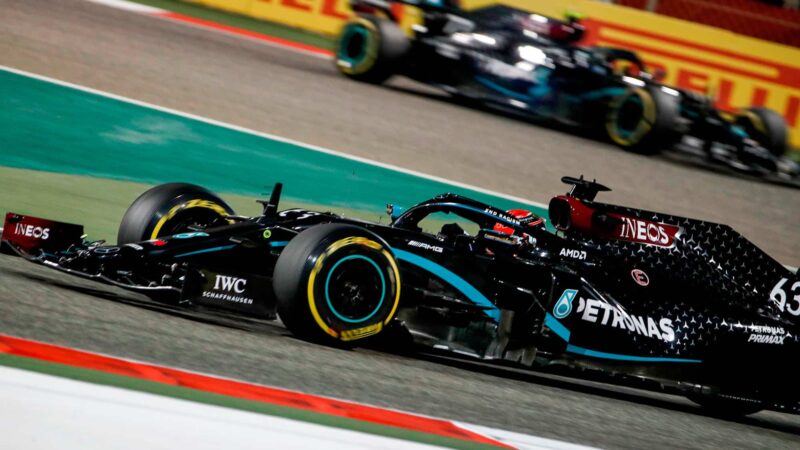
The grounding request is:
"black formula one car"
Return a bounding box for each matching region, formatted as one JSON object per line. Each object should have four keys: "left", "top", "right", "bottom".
{"left": 3, "top": 178, "right": 799, "bottom": 416}
{"left": 335, "top": 1, "right": 800, "bottom": 185}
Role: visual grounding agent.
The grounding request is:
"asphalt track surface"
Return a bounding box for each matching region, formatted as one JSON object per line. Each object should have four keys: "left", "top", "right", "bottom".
{"left": 1, "top": 0, "right": 799, "bottom": 448}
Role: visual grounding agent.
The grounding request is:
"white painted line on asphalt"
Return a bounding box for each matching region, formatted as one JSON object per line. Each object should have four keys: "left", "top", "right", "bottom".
{"left": 0, "top": 65, "right": 548, "bottom": 209}
{"left": 455, "top": 422, "right": 597, "bottom": 450}
{"left": 85, "top": 0, "right": 166, "bottom": 14}
{"left": 0, "top": 366, "right": 449, "bottom": 450}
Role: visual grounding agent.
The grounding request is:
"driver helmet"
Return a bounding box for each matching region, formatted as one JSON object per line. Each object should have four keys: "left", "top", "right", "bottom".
{"left": 493, "top": 209, "right": 545, "bottom": 235}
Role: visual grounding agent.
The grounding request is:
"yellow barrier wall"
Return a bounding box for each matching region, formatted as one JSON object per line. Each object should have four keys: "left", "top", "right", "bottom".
{"left": 185, "top": 0, "right": 351, "bottom": 34}
{"left": 180, "top": 0, "right": 800, "bottom": 147}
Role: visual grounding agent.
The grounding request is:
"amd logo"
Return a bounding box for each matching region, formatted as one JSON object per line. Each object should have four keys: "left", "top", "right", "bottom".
{"left": 14, "top": 223, "right": 50, "bottom": 240}
{"left": 559, "top": 248, "right": 587, "bottom": 260}
{"left": 213, "top": 275, "right": 247, "bottom": 294}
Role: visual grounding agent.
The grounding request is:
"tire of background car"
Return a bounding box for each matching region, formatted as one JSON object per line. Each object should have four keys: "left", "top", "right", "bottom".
{"left": 734, "top": 107, "right": 788, "bottom": 157}
{"left": 605, "top": 85, "right": 681, "bottom": 154}
{"left": 117, "top": 183, "right": 235, "bottom": 244}
{"left": 686, "top": 393, "right": 765, "bottom": 417}
{"left": 335, "top": 15, "right": 410, "bottom": 84}
{"left": 272, "top": 223, "right": 401, "bottom": 345}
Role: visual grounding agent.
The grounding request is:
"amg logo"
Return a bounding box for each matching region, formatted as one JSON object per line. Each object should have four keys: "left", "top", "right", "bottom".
{"left": 559, "top": 248, "right": 586, "bottom": 260}
{"left": 214, "top": 275, "right": 247, "bottom": 294}
{"left": 617, "top": 217, "right": 676, "bottom": 247}
{"left": 14, "top": 223, "right": 50, "bottom": 240}
{"left": 408, "top": 240, "right": 444, "bottom": 253}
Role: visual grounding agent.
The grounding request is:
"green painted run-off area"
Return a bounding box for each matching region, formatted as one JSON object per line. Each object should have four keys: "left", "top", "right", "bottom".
{"left": 0, "top": 69, "right": 544, "bottom": 217}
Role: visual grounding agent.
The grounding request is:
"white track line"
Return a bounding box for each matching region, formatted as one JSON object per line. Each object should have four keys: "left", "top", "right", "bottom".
{"left": 85, "top": 0, "right": 166, "bottom": 14}
{"left": 0, "top": 64, "right": 547, "bottom": 209}
{"left": 0, "top": 366, "right": 450, "bottom": 450}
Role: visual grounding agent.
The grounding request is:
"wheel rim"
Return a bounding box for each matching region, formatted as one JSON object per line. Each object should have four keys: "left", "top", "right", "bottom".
{"left": 336, "top": 19, "right": 379, "bottom": 76}
{"left": 339, "top": 25, "right": 370, "bottom": 66}
{"left": 324, "top": 254, "right": 386, "bottom": 324}
{"left": 615, "top": 95, "right": 644, "bottom": 139}
{"left": 606, "top": 88, "right": 656, "bottom": 147}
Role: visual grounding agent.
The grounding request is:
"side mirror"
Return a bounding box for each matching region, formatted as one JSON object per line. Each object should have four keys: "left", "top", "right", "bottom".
{"left": 386, "top": 204, "right": 404, "bottom": 221}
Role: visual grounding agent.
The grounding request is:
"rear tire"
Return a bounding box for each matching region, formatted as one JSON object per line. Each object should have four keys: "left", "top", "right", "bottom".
{"left": 117, "top": 183, "right": 234, "bottom": 244}
{"left": 273, "top": 223, "right": 401, "bottom": 345}
{"left": 606, "top": 85, "right": 680, "bottom": 154}
{"left": 335, "top": 15, "right": 410, "bottom": 84}
{"left": 735, "top": 107, "right": 788, "bottom": 157}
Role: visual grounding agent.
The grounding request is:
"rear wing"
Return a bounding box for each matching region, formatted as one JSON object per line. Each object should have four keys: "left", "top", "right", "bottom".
{"left": 549, "top": 194, "right": 795, "bottom": 313}
{"left": 1, "top": 213, "right": 84, "bottom": 255}
{"left": 547, "top": 176, "right": 798, "bottom": 316}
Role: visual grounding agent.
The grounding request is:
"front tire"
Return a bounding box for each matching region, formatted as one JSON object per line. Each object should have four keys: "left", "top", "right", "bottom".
{"left": 335, "top": 15, "right": 410, "bottom": 84}
{"left": 273, "top": 223, "right": 401, "bottom": 345}
{"left": 735, "top": 107, "right": 788, "bottom": 157}
{"left": 117, "top": 183, "right": 234, "bottom": 244}
{"left": 606, "top": 85, "right": 680, "bottom": 154}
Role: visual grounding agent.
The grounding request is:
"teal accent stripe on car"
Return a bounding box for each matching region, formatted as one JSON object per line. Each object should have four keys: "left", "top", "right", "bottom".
{"left": 392, "top": 248, "right": 501, "bottom": 322}
{"left": 418, "top": 202, "right": 541, "bottom": 228}
{"left": 174, "top": 244, "right": 236, "bottom": 258}
{"left": 544, "top": 313, "right": 571, "bottom": 341}
{"left": 544, "top": 312, "right": 702, "bottom": 364}
{"left": 475, "top": 77, "right": 530, "bottom": 102}
{"left": 566, "top": 345, "right": 702, "bottom": 364}
{"left": 577, "top": 87, "right": 626, "bottom": 101}
{"left": 268, "top": 241, "right": 289, "bottom": 248}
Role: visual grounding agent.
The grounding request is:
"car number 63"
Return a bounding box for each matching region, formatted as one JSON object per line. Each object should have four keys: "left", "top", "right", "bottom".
{"left": 770, "top": 278, "right": 800, "bottom": 316}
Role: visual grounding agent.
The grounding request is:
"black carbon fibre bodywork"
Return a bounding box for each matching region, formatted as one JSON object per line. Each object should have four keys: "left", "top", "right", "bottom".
{"left": 3, "top": 178, "right": 798, "bottom": 413}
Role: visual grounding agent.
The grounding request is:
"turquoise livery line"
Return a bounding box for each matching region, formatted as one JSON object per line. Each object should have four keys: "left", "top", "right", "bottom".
{"left": 391, "top": 248, "right": 502, "bottom": 322}
{"left": 544, "top": 313, "right": 702, "bottom": 364}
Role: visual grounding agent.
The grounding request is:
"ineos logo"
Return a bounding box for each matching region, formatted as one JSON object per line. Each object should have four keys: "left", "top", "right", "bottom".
{"left": 631, "top": 269, "right": 650, "bottom": 287}
{"left": 214, "top": 275, "right": 247, "bottom": 294}
{"left": 14, "top": 223, "right": 50, "bottom": 240}
{"left": 617, "top": 216, "right": 678, "bottom": 248}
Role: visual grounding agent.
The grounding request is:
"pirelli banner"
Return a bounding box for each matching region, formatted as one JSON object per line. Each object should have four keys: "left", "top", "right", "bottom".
{"left": 184, "top": 0, "right": 352, "bottom": 33}
{"left": 183, "top": 0, "right": 800, "bottom": 148}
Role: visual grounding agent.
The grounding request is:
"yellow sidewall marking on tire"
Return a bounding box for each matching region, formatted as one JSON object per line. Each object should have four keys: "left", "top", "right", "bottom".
{"left": 150, "top": 199, "right": 230, "bottom": 240}
{"left": 337, "top": 18, "right": 380, "bottom": 76}
{"left": 307, "top": 253, "right": 338, "bottom": 339}
{"left": 739, "top": 110, "right": 768, "bottom": 136}
{"left": 381, "top": 248, "right": 401, "bottom": 326}
{"left": 306, "top": 236, "right": 401, "bottom": 341}
{"left": 606, "top": 87, "right": 656, "bottom": 147}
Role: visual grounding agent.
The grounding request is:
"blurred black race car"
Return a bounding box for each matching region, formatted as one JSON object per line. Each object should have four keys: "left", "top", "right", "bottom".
{"left": 3, "top": 178, "right": 799, "bottom": 416}
{"left": 335, "top": 1, "right": 799, "bottom": 185}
